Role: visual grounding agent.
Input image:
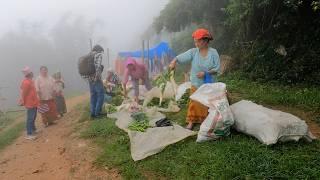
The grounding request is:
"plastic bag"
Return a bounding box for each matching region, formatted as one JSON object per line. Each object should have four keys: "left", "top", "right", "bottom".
{"left": 190, "top": 83, "right": 234, "bottom": 142}
{"left": 175, "top": 82, "right": 191, "bottom": 101}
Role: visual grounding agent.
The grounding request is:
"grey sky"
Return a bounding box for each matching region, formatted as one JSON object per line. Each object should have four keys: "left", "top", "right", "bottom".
{"left": 0, "top": 0, "right": 169, "bottom": 109}
{"left": 0, "top": 0, "right": 168, "bottom": 49}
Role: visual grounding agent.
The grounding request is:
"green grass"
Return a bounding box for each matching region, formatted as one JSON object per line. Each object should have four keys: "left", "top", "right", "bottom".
{"left": 79, "top": 109, "right": 320, "bottom": 179}
{"left": 0, "top": 111, "right": 24, "bottom": 132}
{"left": 0, "top": 121, "right": 25, "bottom": 151}
{"left": 78, "top": 71, "right": 320, "bottom": 179}
{"left": 219, "top": 72, "right": 320, "bottom": 113}
{"left": 0, "top": 115, "right": 14, "bottom": 131}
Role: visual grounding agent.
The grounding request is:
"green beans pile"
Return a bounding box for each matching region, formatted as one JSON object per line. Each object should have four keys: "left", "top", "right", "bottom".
{"left": 128, "top": 112, "right": 150, "bottom": 132}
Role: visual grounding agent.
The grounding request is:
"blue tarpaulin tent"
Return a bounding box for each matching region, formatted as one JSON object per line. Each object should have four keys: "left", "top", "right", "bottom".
{"left": 118, "top": 42, "right": 175, "bottom": 59}
{"left": 118, "top": 42, "right": 175, "bottom": 74}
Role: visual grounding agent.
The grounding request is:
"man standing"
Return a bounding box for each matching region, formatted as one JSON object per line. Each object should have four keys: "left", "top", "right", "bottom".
{"left": 88, "top": 45, "right": 106, "bottom": 119}
{"left": 19, "top": 66, "right": 39, "bottom": 140}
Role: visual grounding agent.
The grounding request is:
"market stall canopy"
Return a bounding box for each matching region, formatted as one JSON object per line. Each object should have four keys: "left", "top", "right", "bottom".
{"left": 118, "top": 42, "right": 175, "bottom": 59}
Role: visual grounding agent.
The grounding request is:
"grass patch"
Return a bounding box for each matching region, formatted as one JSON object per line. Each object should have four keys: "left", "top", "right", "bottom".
{"left": 0, "top": 111, "right": 24, "bottom": 132}
{"left": 0, "top": 115, "right": 14, "bottom": 131}
{"left": 0, "top": 121, "right": 25, "bottom": 151}
{"left": 78, "top": 71, "right": 320, "bottom": 179}
{"left": 219, "top": 71, "right": 320, "bottom": 112}
{"left": 80, "top": 111, "right": 144, "bottom": 179}
{"left": 79, "top": 104, "right": 320, "bottom": 179}
{"left": 147, "top": 98, "right": 171, "bottom": 108}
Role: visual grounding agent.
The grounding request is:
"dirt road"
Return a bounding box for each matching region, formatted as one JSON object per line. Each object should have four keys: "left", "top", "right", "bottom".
{"left": 0, "top": 94, "right": 119, "bottom": 180}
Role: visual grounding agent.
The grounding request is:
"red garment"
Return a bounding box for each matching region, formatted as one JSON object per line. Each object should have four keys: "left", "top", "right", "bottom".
{"left": 20, "top": 78, "right": 39, "bottom": 108}
{"left": 40, "top": 99, "right": 58, "bottom": 124}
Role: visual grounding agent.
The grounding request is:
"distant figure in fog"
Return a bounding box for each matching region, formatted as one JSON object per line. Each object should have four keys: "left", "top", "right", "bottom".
{"left": 104, "top": 68, "right": 121, "bottom": 94}
{"left": 19, "top": 66, "right": 39, "bottom": 140}
{"left": 35, "top": 66, "right": 58, "bottom": 127}
{"left": 53, "top": 71, "right": 67, "bottom": 117}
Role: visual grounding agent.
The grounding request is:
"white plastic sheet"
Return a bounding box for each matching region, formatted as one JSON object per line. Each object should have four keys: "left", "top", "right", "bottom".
{"left": 109, "top": 109, "right": 196, "bottom": 161}
{"left": 175, "top": 82, "right": 191, "bottom": 101}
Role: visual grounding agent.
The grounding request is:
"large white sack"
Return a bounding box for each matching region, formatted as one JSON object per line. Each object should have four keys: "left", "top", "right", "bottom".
{"left": 190, "top": 83, "right": 234, "bottom": 142}
{"left": 230, "top": 100, "right": 316, "bottom": 145}
{"left": 175, "top": 82, "right": 191, "bottom": 101}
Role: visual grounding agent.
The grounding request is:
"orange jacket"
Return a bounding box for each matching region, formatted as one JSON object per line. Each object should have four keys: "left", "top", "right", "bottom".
{"left": 20, "top": 78, "right": 39, "bottom": 108}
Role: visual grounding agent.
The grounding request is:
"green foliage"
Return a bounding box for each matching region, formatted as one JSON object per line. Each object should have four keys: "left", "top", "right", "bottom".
{"left": 79, "top": 72, "right": 320, "bottom": 179}
{"left": 226, "top": 0, "right": 320, "bottom": 84}
{"left": 110, "top": 95, "right": 124, "bottom": 107}
{"left": 177, "top": 89, "right": 190, "bottom": 109}
{"left": 154, "top": 0, "right": 228, "bottom": 33}
{"left": 81, "top": 103, "right": 320, "bottom": 179}
{"left": 81, "top": 118, "right": 119, "bottom": 138}
{"left": 220, "top": 71, "right": 320, "bottom": 113}
{"left": 154, "top": 0, "right": 320, "bottom": 85}
{"left": 0, "top": 112, "right": 23, "bottom": 131}
{"left": 105, "top": 105, "right": 117, "bottom": 114}
{"left": 154, "top": 69, "right": 175, "bottom": 93}
{"left": 170, "top": 26, "right": 196, "bottom": 54}
{"left": 147, "top": 98, "right": 170, "bottom": 108}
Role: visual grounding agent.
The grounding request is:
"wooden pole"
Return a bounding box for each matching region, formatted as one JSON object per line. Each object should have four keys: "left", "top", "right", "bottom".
{"left": 107, "top": 48, "right": 110, "bottom": 68}
{"left": 142, "top": 40, "right": 145, "bottom": 64}
{"left": 147, "top": 39, "right": 150, "bottom": 73}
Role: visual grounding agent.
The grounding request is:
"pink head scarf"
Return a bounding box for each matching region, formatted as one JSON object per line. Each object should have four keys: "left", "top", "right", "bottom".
{"left": 125, "top": 57, "right": 137, "bottom": 67}
{"left": 22, "top": 66, "right": 32, "bottom": 76}
{"left": 123, "top": 57, "right": 147, "bottom": 85}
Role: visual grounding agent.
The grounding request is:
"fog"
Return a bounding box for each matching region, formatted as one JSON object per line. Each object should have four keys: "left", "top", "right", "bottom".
{"left": 0, "top": 0, "right": 169, "bottom": 110}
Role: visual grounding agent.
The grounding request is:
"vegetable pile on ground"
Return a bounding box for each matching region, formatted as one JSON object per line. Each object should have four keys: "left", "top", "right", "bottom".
{"left": 110, "top": 95, "right": 124, "bottom": 106}
{"left": 154, "top": 70, "right": 174, "bottom": 91}
{"left": 177, "top": 89, "right": 190, "bottom": 108}
{"left": 105, "top": 104, "right": 117, "bottom": 114}
{"left": 153, "top": 69, "right": 175, "bottom": 106}
{"left": 147, "top": 98, "right": 171, "bottom": 108}
{"left": 128, "top": 112, "right": 150, "bottom": 132}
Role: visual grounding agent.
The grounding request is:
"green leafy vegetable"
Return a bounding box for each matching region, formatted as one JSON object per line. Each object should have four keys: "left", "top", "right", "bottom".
{"left": 128, "top": 112, "right": 150, "bottom": 132}
{"left": 105, "top": 105, "right": 117, "bottom": 113}
{"left": 177, "top": 89, "right": 190, "bottom": 108}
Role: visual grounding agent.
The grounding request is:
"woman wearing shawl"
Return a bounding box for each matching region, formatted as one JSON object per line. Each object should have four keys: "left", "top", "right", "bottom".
{"left": 169, "top": 29, "right": 220, "bottom": 130}
{"left": 35, "top": 66, "right": 58, "bottom": 127}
